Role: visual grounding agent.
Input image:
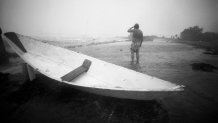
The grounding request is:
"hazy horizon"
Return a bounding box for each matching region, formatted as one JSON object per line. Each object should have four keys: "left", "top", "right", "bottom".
{"left": 0, "top": 0, "right": 218, "bottom": 39}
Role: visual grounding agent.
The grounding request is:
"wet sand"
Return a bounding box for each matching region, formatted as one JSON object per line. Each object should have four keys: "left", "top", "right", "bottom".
{"left": 1, "top": 40, "right": 218, "bottom": 123}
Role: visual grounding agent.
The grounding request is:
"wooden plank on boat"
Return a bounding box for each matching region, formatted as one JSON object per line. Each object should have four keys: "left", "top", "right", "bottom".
{"left": 4, "top": 32, "right": 27, "bottom": 53}
{"left": 61, "top": 59, "right": 91, "bottom": 82}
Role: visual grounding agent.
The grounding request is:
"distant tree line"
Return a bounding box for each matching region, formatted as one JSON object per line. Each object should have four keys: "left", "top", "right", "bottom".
{"left": 180, "top": 26, "right": 218, "bottom": 41}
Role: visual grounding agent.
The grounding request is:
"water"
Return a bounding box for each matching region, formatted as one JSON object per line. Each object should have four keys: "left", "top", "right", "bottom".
{"left": 71, "top": 41, "right": 218, "bottom": 122}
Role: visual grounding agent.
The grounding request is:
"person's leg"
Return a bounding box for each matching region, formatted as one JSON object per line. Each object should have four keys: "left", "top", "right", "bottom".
{"left": 136, "top": 49, "right": 139, "bottom": 63}
{"left": 131, "top": 49, "right": 134, "bottom": 63}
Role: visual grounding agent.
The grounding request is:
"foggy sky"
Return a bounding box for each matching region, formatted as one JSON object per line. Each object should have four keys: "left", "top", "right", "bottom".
{"left": 0, "top": 0, "right": 218, "bottom": 39}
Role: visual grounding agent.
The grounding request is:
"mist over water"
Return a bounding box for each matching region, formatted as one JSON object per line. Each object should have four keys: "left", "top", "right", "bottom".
{"left": 0, "top": 0, "right": 218, "bottom": 39}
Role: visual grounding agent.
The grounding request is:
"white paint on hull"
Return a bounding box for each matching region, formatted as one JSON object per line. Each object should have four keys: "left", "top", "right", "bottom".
{"left": 3, "top": 33, "right": 184, "bottom": 100}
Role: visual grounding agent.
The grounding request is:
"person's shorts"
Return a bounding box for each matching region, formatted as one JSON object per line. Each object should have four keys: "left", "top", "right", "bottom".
{"left": 131, "top": 42, "right": 141, "bottom": 52}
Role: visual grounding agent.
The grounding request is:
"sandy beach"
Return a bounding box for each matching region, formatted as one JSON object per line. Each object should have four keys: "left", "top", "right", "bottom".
{"left": 1, "top": 39, "right": 218, "bottom": 123}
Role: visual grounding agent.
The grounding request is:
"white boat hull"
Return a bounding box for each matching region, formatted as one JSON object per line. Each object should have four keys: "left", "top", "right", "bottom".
{"left": 3, "top": 32, "right": 184, "bottom": 100}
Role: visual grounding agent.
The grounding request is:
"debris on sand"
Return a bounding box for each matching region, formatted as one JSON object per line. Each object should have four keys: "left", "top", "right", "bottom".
{"left": 204, "top": 48, "right": 218, "bottom": 55}
{"left": 191, "top": 63, "right": 217, "bottom": 72}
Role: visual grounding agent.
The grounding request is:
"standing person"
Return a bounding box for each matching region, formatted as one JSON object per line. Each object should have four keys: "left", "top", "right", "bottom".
{"left": 127, "top": 24, "right": 143, "bottom": 64}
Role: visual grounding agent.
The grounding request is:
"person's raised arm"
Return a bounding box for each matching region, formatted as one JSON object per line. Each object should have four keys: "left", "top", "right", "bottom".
{"left": 127, "top": 26, "right": 134, "bottom": 32}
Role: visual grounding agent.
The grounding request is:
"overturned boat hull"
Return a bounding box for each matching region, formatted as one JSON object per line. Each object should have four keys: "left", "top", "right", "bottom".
{"left": 3, "top": 32, "right": 184, "bottom": 100}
